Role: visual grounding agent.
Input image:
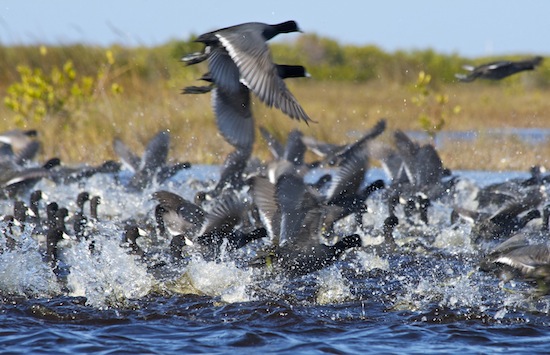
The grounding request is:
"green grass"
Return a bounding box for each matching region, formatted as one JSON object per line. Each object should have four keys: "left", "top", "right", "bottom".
{"left": 0, "top": 39, "right": 549, "bottom": 171}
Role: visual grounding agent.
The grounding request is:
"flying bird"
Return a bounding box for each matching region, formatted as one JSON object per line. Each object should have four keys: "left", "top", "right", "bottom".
{"left": 182, "top": 21, "right": 312, "bottom": 124}
{"left": 455, "top": 56, "right": 543, "bottom": 82}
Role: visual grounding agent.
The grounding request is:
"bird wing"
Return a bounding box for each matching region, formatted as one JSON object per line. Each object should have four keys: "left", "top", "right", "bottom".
{"left": 142, "top": 130, "right": 170, "bottom": 173}
{"left": 199, "top": 193, "right": 244, "bottom": 236}
{"left": 207, "top": 46, "right": 242, "bottom": 94}
{"left": 216, "top": 30, "right": 312, "bottom": 124}
{"left": 212, "top": 86, "right": 255, "bottom": 150}
{"left": 250, "top": 176, "right": 281, "bottom": 243}
{"left": 325, "top": 147, "right": 368, "bottom": 202}
{"left": 113, "top": 138, "right": 141, "bottom": 172}
{"left": 259, "top": 126, "right": 284, "bottom": 160}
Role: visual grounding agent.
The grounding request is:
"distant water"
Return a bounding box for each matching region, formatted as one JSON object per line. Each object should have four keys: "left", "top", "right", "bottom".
{"left": 0, "top": 166, "right": 549, "bottom": 354}
{"left": 406, "top": 128, "right": 550, "bottom": 149}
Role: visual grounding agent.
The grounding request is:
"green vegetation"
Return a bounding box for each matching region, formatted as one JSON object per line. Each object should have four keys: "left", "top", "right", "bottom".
{"left": 410, "top": 71, "right": 461, "bottom": 138}
{"left": 4, "top": 47, "right": 122, "bottom": 128}
{"left": 0, "top": 34, "right": 549, "bottom": 170}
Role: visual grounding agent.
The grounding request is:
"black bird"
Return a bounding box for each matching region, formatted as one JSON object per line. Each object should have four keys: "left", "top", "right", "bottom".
{"left": 453, "top": 186, "right": 543, "bottom": 242}
{"left": 207, "top": 146, "right": 252, "bottom": 198}
{"left": 154, "top": 190, "right": 264, "bottom": 259}
{"left": 45, "top": 227, "right": 64, "bottom": 269}
{"left": 28, "top": 190, "right": 43, "bottom": 225}
{"left": 0, "top": 157, "right": 60, "bottom": 199}
{"left": 72, "top": 192, "right": 90, "bottom": 239}
{"left": 214, "top": 65, "right": 309, "bottom": 151}
{"left": 249, "top": 173, "right": 363, "bottom": 277}
{"left": 114, "top": 130, "right": 191, "bottom": 191}
{"left": 90, "top": 196, "right": 101, "bottom": 221}
{"left": 49, "top": 160, "right": 121, "bottom": 185}
{"left": 363, "top": 215, "right": 400, "bottom": 256}
{"left": 261, "top": 127, "right": 307, "bottom": 166}
{"left": 152, "top": 190, "right": 206, "bottom": 245}
{"left": 455, "top": 56, "right": 543, "bottom": 82}
{"left": 480, "top": 232, "right": 550, "bottom": 288}
{"left": 301, "top": 120, "right": 387, "bottom": 169}
{"left": 474, "top": 165, "right": 546, "bottom": 209}
{"left": 184, "top": 21, "right": 312, "bottom": 124}
{"left": 319, "top": 120, "right": 387, "bottom": 232}
{"left": 0, "top": 129, "right": 40, "bottom": 165}
{"left": 122, "top": 225, "right": 145, "bottom": 258}
{"left": 379, "top": 130, "right": 455, "bottom": 204}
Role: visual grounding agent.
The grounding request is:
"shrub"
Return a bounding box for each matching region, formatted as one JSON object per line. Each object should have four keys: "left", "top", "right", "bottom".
{"left": 3, "top": 47, "right": 122, "bottom": 128}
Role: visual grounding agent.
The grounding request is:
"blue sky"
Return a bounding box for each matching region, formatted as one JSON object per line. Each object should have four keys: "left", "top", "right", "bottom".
{"left": 1, "top": 0, "right": 548, "bottom": 58}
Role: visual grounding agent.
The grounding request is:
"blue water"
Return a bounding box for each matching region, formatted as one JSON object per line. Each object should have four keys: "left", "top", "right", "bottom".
{"left": 406, "top": 128, "right": 550, "bottom": 148}
{"left": 1, "top": 166, "right": 549, "bottom": 354}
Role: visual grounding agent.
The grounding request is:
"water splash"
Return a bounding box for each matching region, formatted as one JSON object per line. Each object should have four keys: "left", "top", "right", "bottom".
{"left": 63, "top": 230, "right": 154, "bottom": 308}
{"left": 0, "top": 225, "right": 62, "bottom": 298}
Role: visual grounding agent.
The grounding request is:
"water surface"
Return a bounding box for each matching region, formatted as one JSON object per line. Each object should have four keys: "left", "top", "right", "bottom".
{"left": 0, "top": 166, "right": 548, "bottom": 354}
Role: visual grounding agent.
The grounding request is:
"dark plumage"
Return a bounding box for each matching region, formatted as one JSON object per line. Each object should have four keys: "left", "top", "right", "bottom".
{"left": 114, "top": 130, "right": 191, "bottom": 191}
{"left": 153, "top": 190, "right": 205, "bottom": 242}
{"left": 481, "top": 233, "right": 550, "bottom": 287}
{"left": 455, "top": 56, "right": 543, "bottom": 82}
{"left": 0, "top": 129, "right": 40, "bottom": 165}
{"left": 249, "top": 173, "right": 363, "bottom": 277}
{"left": 303, "top": 119, "right": 387, "bottom": 168}
{"left": 90, "top": 196, "right": 101, "bottom": 221}
{"left": 0, "top": 157, "right": 60, "bottom": 199}
{"left": 209, "top": 147, "right": 252, "bottom": 198}
{"left": 49, "top": 160, "right": 121, "bottom": 184}
{"left": 188, "top": 21, "right": 312, "bottom": 124}
{"left": 45, "top": 228, "right": 64, "bottom": 266}
{"left": 154, "top": 190, "right": 263, "bottom": 260}
{"left": 123, "top": 225, "right": 145, "bottom": 258}
{"left": 72, "top": 192, "right": 90, "bottom": 239}
{"left": 363, "top": 216, "right": 400, "bottom": 256}
{"left": 185, "top": 65, "right": 310, "bottom": 152}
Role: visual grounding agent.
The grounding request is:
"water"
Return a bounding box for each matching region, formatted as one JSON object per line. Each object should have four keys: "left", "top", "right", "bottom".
{"left": 406, "top": 128, "right": 550, "bottom": 148}
{"left": 1, "top": 166, "right": 549, "bottom": 354}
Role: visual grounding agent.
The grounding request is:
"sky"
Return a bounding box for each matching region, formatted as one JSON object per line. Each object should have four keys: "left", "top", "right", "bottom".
{"left": 1, "top": 0, "right": 549, "bottom": 58}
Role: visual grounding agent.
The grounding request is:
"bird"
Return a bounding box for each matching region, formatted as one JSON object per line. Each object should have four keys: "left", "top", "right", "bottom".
{"left": 89, "top": 196, "right": 101, "bottom": 221}
{"left": 362, "top": 215, "right": 400, "bottom": 256}
{"left": 49, "top": 160, "right": 121, "bottom": 185}
{"left": 378, "top": 130, "right": 455, "bottom": 204}
{"left": 28, "top": 190, "right": 43, "bottom": 225}
{"left": 473, "top": 165, "right": 546, "bottom": 209}
{"left": 183, "top": 21, "right": 312, "bottom": 124}
{"left": 153, "top": 190, "right": 265, "bottom": 260}
{"left": 113, "top": 130, "right": 191, "bottom": 191}
{"left": 302, "top": 119, "right": 387, "bottom": 168}
{"left": 480, "top": 232, "right": 550, "bottom": 288}
{"left": 318, "top": 120, "right": 387, "bottom": 232}
{"left": 455, "top": 56, "right": 543, "bottom": 82}
{"left": 71, "top": 192, "right": 90, "bottom": 239}
{"left": 249, "top": 172, "right": 363, "bottom": 277}
{"left": 152, "top": 190, "right": 205, "bottom": 245}
{"left": 216, "top": 64, "right": 310, "bottom": 150}
{"left": 0, "top": 129, "right": 40, "bottom": 165}
{"left": 260, "top": 127, "right": 307, "bottom": 166}
{"left": 122, "top": 225, "right": 145, "bottom": 258}
{"left": 259, "top": 127, "right": 310, "bottom": 184}
{"left": 0, "top": 157, "right": 60, "bottom": 199}
{"left": 207, "top": 146, "right": 252, "bottom": 198}
{"left": 452, "top": 186, "right": 544, "bottom": 242}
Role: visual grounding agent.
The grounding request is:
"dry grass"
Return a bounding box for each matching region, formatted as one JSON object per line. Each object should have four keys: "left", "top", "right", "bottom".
{"left": 1, "top": 76, "right": 549, "bottom": 171}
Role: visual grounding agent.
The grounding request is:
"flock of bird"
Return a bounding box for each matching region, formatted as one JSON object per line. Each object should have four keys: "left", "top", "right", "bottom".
{"left": 0, "top": 21, "right": 549, "bottom": 299}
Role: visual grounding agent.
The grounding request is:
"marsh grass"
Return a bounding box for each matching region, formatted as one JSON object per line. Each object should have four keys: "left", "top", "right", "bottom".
{"left": 0, "top": 41, "right": 549, "bottom": 171}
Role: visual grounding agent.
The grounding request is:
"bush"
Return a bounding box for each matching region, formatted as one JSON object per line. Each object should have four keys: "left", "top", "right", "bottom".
{"left": 3, "top": 47, "right": 122, "bottom": 128}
